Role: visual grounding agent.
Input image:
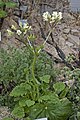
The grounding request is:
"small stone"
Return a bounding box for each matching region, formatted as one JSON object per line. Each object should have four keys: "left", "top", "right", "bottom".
{"left": 63, "top": 28, "right": 70, "bottom": 34}
{"left": 71, "top": 29, "right": 80, "bottom": 36}
{"left": 63, "top": 13, "right": 75, "bottom": 20}
{"left": 66, "top": 41, "right": 73, "bottom": 47}
{"left": 68, "top": 34, "right": 80, "bottom": 46}
{"left": 59, "top": 36, "right": 65, "bottom": 46}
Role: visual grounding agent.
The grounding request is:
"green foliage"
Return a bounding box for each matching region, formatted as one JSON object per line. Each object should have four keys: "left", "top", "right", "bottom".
{"left": 53, "top": 82, "right": 65, "bottom": 94}
{"left": 0, "top": 47, "right": 56, "bottom": 107}
{"left": 10, "top": 78, "right": 73, "bottom": 119}
{"left": 12, "top": 106, "right": 25, "bottom": 119}
{"left": 61, "top": 66, "right": 80, "bottom": 120}
{"left": 30, "top": 98, "right": 72, "bottom": 120}
{"left": 3, "top": 117, "right": 14, "bottom": 120}
{"left": 0, "top": 10, "right": 7, "bottom": 18}
{"left": 0, "top": 0, "right": 16, "bottom": 18}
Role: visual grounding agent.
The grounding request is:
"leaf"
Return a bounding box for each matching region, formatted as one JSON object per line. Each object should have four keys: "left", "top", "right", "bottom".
{"left": 19, "top": 98, "right": 35, "bottom": 107}
{"left": 12, "top": 107, "right": 25, "bottom": 119}
{"left": 0, "top": 10, "right": 7, "bottom": 18}
{"left": 25, "top": 99, "right": 35, "bottom": 107}
{"left": 10, "top": 83, "right": 31, "bottom": 97}
{"left": 40, "top": 75, "right": 50, "bottom": 83}
{"left": 30, "top": 98, "right": 73, "bottom": 120}
{"left": 60, "top": 87, "right": 69, "bottom": 98}
{"left": 3, "top": 117, "right": 14, "bottom": 120}
{"left": 5, "top": 2, "right": 16, "bottom": 8}
{"left": 19, "top": 97, "right": 27, "bottom": 107}
{"left": 38, "top": 93, "right": 59, "bottom": 104}
{"left": 0, "top": 1, "right": 5, "bottom": 7}
{"left": 53, "top": 82, "right": 65, "bottom": 94}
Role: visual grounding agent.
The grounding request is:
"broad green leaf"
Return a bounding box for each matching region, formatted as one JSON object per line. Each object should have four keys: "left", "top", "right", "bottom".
{"left": 30, "top": 98, "right": 73, "bottom": 120}
{"left": 19, "top": 98, "right": 35, "bottom": 107}
{"left": 3, "top": 117, "right": 14, "bottom": 120}
{"left": 53, "top": 82, "right": 65, "bottom": 94}
{"left": 19, "top": 97, "right": 27, "bottom": 107}
{"left": 25, "top": 99, "right": 35, "bottom": 107}
{"left": 12, "top": 107, "right": 25, "bottom": 119}
{"left": 0, "top": 10, "right": 7, "bottom": 18}
{"left": 40, "top": 75, "right": 50, "bottom": 83}
{"left": 5, "top": 2, "right": 16, "bottom": 8}
{"left": 38, "top": 93, "right": 59, "bottom": 103}
{"left": 10, "top": 83, "right": 31, "bottom": 97}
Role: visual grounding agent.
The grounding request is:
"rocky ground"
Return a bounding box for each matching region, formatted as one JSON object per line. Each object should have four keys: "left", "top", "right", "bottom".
{"left": 0, "top": 0, "right": 80, "bottom": 119}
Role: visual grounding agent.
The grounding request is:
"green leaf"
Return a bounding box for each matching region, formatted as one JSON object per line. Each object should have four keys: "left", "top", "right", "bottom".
{"left": 12, "top": 107, "right": 25, "bottom": 119}
{"left": 5, "top": 2, "right": 16, "bottom": 8}
{"left": 19, "top": 98, "right": 35, "bottom": 107}
{"left": 3, "top": 117, "right": 14, "bottom": 120}
{"left": 10, "top": 83, "right": 31, "bottom": 97}
{"left": 60, "top": 87, "right": 69, "bottom": 98}
{"left": 38, "top": 93, "right": 59, "bottom": 103}
{"left": 53, "top": 82, "right": 65, "bottom": 94}
{"left": 0, "top": 10, "right": 7, "bottom": 18}
{"left": 30, "top": 98, "right": 73, "bottom": 120}
{"left": 19, "top": 97, "right": 27, "bottom": 107}
{"left": 40, "top": 75, "right": 50, "bottom": 83}
{"left": 0, "top": 1, "right": 5, "bottom": 7}
{"left": 25, "top": 99, "right": 35, "bottom": 107}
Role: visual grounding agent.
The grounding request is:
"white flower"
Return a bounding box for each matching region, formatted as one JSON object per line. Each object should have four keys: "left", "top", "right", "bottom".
{"left": 17, "top": 30, "right": 22, "bottom": 35}
{"left": 58, "top": 12, "right": 62, "bottom": 20}
{"left": 11, "top": 25, "right": 16, "bottom": 30}
{"left": 23, "top": 23, "right": 29, "bottom": 29}
{"left": 52, "top": 11, "right": 62, "bottom": 20}
{"left": 52, "top": 12, "right": 58, "bottom": 19}
{"left": 28, "top": 26, "right": 32, "bottom": 30}
{"left": 43, "top": 11, "right": 51, "bottom": 21}
{"left": 23, "top": 30, "right": 27, "bottom": 35}
{"left": 7, "top": 29, "right": 13, "bottom": 36}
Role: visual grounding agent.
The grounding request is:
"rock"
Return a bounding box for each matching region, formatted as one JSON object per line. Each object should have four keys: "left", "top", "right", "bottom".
{"left": 0, "top": 107, "right": 10, "bottom": 120}
{"left": 59, "top": 36, "right": 66, "bottom": 46}
{"left": 71, "top": 29, "right": 80, "bottom": 36}
{"left": 44, "top": 43, "right": 59, "bottom": 58}
{"left": 66, "top": 41, "right": 74, "bottom": 47}
{"left": 62, "top": 46, "right": 73, "bottom": 56}
{"left": 8, "top": 18, "right": 18, "bottom": 28}
{"left": 62, "top": 34, "right": 68, "bottom": 40}
{"left": 63, "top": 12, "right": 75, "bottom": 20}
{"left": 63, "top": 28, "right": 70, "bottom": 34}
{"left": 68, "top": 34, "right": 80, "bottom": 46}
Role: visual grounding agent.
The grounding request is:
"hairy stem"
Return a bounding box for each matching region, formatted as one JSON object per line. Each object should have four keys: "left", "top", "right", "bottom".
{"left": 32, "top": 53, "right": 39, "bottom": 100}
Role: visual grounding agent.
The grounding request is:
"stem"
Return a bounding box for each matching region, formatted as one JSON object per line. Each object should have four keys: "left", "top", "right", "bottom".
{"left": 38, "top": 30, "right": 52, "bottom": 53}
{"left": 32, "top": 53, "right": 39, "bottom": 100}
{"left": 32, "top": 53, "right": 37, "bottom": 82}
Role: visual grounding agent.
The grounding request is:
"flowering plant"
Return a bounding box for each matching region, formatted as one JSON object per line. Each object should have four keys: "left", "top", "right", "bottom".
{"left": 43, "top": 11, "right": 62, "bottom": 23}
{"left": 5, "top": 12, "right": 73, "bottom": 120}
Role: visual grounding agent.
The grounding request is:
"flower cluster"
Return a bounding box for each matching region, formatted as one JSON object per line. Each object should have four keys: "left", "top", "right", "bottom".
{"left": 43, "top": 11, "right": 62, "bottom": 23}
{"left": 7, "top": 22, "right": 32, "bottom": 36}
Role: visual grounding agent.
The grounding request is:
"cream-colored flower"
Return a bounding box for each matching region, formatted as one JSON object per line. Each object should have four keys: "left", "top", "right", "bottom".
{"left": 16, "top": 30, "right": 22, "bottom": 35}
{"left": 7, "top": 29, "right": 13, "bottom": 36}
{"left": 11, "top": 25, "right": 16, "bottom": 30}
{"left": 52, "top": 12, "right": 58, "bottom": 19}
{"left": 58, "top": 12, "right": 62, "bottom": 20}
{"left": 23, "top": 23, "right": 29, "bottom": 29}
{"left": 43, "top": 11, "right": 51, "bottom": 21}
{"left": 28, "top": 26, "right": 32, "bottom": 30}
{"left": 52, "top": 11, "right": 62, "bottom": 20}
